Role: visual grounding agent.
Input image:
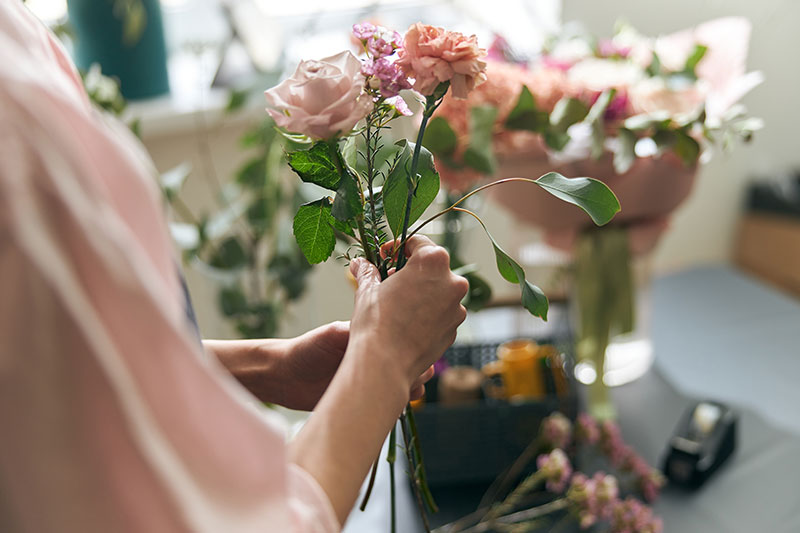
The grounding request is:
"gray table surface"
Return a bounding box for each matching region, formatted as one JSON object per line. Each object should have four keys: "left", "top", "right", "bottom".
{"left": 344, "top": 265, "right": 800, "bottom": 533}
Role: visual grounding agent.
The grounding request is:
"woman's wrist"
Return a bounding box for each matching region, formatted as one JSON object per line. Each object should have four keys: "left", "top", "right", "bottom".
{"left": 204, "top": 338, "right": 290, "bottom": 405}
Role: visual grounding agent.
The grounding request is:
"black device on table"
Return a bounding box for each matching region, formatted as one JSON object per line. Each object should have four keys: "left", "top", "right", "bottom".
{"left": 662, "top": 401, "right": 737, "bottom": 489}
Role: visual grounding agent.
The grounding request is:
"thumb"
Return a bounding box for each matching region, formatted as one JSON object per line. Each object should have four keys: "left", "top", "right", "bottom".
{"left": 349, "top": 258, "right": 381, "bottom": 290}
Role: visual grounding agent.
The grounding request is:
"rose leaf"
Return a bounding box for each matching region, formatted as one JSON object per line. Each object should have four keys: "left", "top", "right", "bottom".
{"left": 292, "top": 198, "right": 337, "bottom": 264}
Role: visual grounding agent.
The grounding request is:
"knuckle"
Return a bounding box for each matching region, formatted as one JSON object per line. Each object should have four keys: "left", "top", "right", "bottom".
{"left": 452, "top": 274, "right": 469, "bottom": 298}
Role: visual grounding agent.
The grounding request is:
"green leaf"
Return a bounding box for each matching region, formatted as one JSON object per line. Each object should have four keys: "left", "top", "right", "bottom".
{"left": 226, "top": 88, "right": 250, "bottom": 113}
{"left": 287, "top": 141, "right": 342, "bottom": 190}
{"left": 472, "top": 220, "right": 548, "bottom": 319}
{"left": 209, "top": 237, "right": 248, "bottom": 269}
{"left": 585, "top": 89, "right": 616, "bottom": 125}
{"left": 674, "top": 130, "right": 700, "bottom": 166}
{"left": 236, "top": 157, "right": 268, "bottom": 188}
{"left": 544, "top": 130, "right": 571, "bottom": 151}
{"left": 422, "top": 116, "right": 458, "bottom": 156}
{"left": 624, "top": 112, "right": 672, "bottom": 131}
{"left": 534, "top": 172, "right": 620, "bottom": 226}
{"left": 219, "top": 286, "right": 248, "bottom": 316}
{"left": 383, "top": 140, "right": 440, "bottom": 236}
{"left": 292, "top": 198, "right": 337, "bottom": 264}
{"left": 341, "top": 136, "right": 359, "bottom": 169}
{"left": 683, "top": 44, "right": 708, "bottom": 76}
{"left": 550, "top": 97, "right": 589, "bottom": 133}
{"left": 463, "top": 106, "right": 497, "bottom": 174}
{"left": 160, "top": 163, "right": 192, "bottom": 202}
{"left": 646, "top": 51, "right": 662, "bottom": 77}
{"left": 652, "top": 129, "right": 677, "bottom": 151}
{"left": 505, "top": 85, "right": 549, "bottom": 132}
{"left": 332, "top": 171, "right": 363, "bottom": 222}
{"left": 614, "top": 128, "right": 637, "bottom": 175}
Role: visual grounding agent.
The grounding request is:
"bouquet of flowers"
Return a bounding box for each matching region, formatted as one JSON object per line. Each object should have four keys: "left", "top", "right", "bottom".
{"left": 264, "top": 21, "right": 620, "bottom": 531}
{"left": 422, "top": 17, "right": 762, "bottom": 417}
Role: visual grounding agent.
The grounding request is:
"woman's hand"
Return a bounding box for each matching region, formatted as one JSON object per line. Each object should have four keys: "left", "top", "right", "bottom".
{"left": 347, "top": 235, "right": 469, "bottom": 390}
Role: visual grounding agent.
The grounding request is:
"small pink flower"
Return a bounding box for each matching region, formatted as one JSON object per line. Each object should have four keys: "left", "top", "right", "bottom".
{"left": 593, "top": 472, "right": 619, "bottom": 519}
{"left": 536, "top": 449, "right": 572, "bottom": 492}
{"left": 540, "top": 412, "right": 573, "bottom": 449}
{"left": 372, "top": 57, "right": 412, "bottom": 97}
{"left": 567, "top": 473, "right": 599, "bottom": 529}
{"left": 265, "top": 51, "right": 372, "bottom": 140}
{"left": 352, "top": 22, "right": 376, "bottom": 41}
{"left": 610, "top": 497, "right": 661, "bottom": 533}
{"left": 575, "top": 413, "right": 600, "bottom": 445}
{"left": 397, "top": 23, "right": 487, "bottom": 99}
{"left": 368, "top": 37, "right": 394, "bottom": 58}
{"left": 386, "top": 95, "right": 412, "bottom": 117}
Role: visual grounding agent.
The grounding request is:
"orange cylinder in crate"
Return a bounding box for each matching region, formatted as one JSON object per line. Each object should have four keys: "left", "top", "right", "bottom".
{"left": 495, "top": 339, "right": 546, "bottom": 400}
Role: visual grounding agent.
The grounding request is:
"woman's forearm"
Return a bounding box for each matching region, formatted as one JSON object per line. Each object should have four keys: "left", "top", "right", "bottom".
{"left": 203, "top": 339, "right": 290, "bottom": 405}
{"left": 287, "top": 337, "right": 410, "bottom": 526}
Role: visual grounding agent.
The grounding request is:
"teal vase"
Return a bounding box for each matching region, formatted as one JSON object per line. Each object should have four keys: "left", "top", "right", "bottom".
{"left": 68, "top": 0, "right": 170, "bottom": 100}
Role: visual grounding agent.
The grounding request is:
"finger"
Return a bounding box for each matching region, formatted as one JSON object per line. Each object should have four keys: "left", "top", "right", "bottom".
{"left": 349, "top": 258, "right": 380, "bottom": 291}
{"left": 410, "top": 384, "right": 426, "bottom": 401}
{"left": 410, "top": 365, "right": 435, "bottom": 391}
{"left": 380, "top": 240, "right": 398, "bottom": 259}
{"left": 402, "top": 235, "right": 438, "bottom": 258}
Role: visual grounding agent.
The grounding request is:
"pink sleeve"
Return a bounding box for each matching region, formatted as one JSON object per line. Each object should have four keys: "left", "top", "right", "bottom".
{"left": 0, "top": 4, "right": 339, "bottom": 532}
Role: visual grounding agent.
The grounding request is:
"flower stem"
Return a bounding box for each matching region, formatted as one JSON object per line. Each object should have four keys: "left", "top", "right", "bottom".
{"left": 388, "top": 426, "right": 397, "bottom": 533}
{"left": 457, "top": 499, "right": 570, "bottom": 533}
{"left": 396, "top": 96, "right": 436, "bottom": 269}
{"left": 400, "top": 412, "right": 433, "bottom": 533}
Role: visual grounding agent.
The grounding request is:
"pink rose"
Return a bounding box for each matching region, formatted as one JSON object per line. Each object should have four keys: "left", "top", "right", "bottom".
{"left": 397, "top": 23, "right": 487, "bottom": 99}
{"left": 265, "top": 51, "right": 373, "bottom": 140}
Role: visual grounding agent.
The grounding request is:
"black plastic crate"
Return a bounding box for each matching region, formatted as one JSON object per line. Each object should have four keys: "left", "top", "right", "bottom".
{"left": 414, "top": 339, "right": 579, "bottom": 488}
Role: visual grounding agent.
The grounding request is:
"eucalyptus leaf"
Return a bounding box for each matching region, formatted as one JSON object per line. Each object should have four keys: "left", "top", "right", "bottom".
{"left": 505, "top": 85, "right": 548, "bottom": 132}
{"left": 550, "top": 97, "right": 589, "bottom": 133}
{"left": 422, "top": 116, "right": 458, "bottom": 156}
{"left": 585, "top": 89, "right": 616, "bottom": 125}
{"left": 292, "top": 198, "right": 337, "bottom": 264}
{"left": 471, "top": 218, "right": 548, "bottom": 319}
{"left": 614, "top": 129, "right": 637, "bottom": 174}
{"left": 383, "top": 140, "right": 440, "bottom": 236}
{"left": 534, "top": 172, "right": 620, "bottom": 226}
{"left": 288, "top": 141, "right": 342, "bottom": 190}
{"left": 674, "top": 129, "right": 700, "bottom": 166}
{"left": 463, "top": 106, "right": 497, "bottom": 174}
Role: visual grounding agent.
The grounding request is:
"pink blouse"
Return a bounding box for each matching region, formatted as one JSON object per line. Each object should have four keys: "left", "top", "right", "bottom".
{"left": 0, "top": 3, "right": 338, "bottom": 532}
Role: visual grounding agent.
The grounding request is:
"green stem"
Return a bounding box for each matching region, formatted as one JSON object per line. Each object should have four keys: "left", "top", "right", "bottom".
{"left": 461, "top": 499, "right": 570, "bottom": 533}
{"left": 388, "top": 426, "right": 397, "bottom": 533}
{"left": 396, "top": 98, "right": 435, "bottom": 269}
{"left": 402, "top": 177, "right": 544, "bottom": 250}
{"left": 359, "top": 453, "right": 380, "bottom": 512}
{"left": 405, "top": 404, "right": 438, "bottom": 512}
{"left": 400, "top": 413, "right": 433, "bottom": 533}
